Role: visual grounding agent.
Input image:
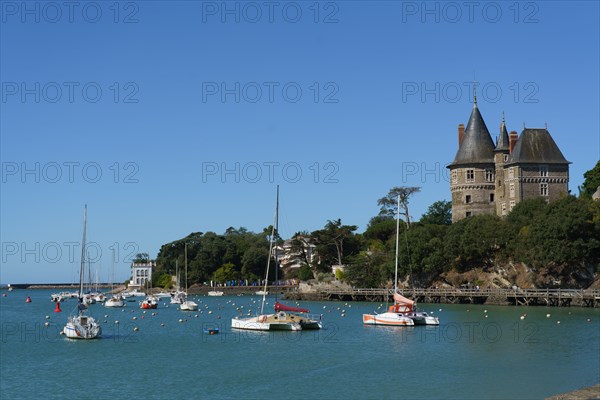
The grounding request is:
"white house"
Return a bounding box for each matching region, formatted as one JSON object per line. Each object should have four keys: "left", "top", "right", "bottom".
{"left": 128, "top": 260, "right": 156, "bottom": 289}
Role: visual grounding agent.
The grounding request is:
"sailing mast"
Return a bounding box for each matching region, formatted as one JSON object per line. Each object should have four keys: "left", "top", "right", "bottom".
{"left": 394, "top": 194, "right": 400, "bottom": 294}
{"left": 184, "top": 243, "right": 188, "bottom": 294}
{"left": 260, "top": 185, "right": 278, "bottom": 315}
{"left": 79, "top": 205, "right": 87, "bottom": 300}
{"left": 274, "top": 185, "right": 280, "bottom": 302}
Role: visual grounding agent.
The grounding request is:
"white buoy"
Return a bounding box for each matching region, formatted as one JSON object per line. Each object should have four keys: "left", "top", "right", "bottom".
{"left": 484, "top": 310, "right": 488, "bottom": 313}
{"left": 133, "top": 327, "right": 139, "bottom": 332}
{"left": 104, "top": 314, "right": 108, "bottom": 318}
{"left": 520, "top": 316, "right": 525, "bottom": 320}
{"left": 557, "top": 321, "right": 561, "bottom": 324}
{"left": 132, "top": 316, "right": 137, "bottom": 320}
{"left": 45, "top": 315, "right": 50, "bottom": 319}
{"left": 208, "top": 311, "right": 213, "bottom": 314}
{"left": 546, "top": 314, "right": 551, "bottom": 318}
{"left": 44, "top": 322, "right": 49, "bottom": 326}
{"left": 115, "top": 320, "right": 120, "bottom": 324}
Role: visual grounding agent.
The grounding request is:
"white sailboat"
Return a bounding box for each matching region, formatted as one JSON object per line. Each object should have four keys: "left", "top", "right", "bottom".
{"left": 207, "top": 280, "right": 224, "bottom": 297}
{"left": 105, "top": 250, "right": 124, "bottom": 308}
{"left": 232, "top": 186, "right": 322, "bottom": 331}
{"left": 363, "top": 195, "right": 415, "bottom": 327}
{"left": 170, "top": 260, "right": 185, "bottom": 304}
{"left": 63, "top": 205, "right": 102, "bottom": 339}
{"left": 180, "top": 243, "right": 198, "bottom": 311}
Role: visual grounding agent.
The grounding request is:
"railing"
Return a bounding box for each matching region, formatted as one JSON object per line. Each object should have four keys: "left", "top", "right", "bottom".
{"left": 317, "top": 287, "right": 600, "bottom": 298}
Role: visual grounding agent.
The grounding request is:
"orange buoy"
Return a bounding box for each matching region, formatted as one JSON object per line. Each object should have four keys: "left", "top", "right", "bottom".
{"left": 25, "top": 296, "right": 32, "bottom": 303}
{"left": 54, "top": 302, "right": 62, "bottom": 313}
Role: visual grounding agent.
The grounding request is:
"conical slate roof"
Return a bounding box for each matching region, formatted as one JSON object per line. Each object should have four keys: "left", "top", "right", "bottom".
{"left": 449, "top": 103, "right": 495, "bottom": 167}
{"left": 495, "top": 115, "right": 510, "bottom": 152}
{"left": 506, "top": 129, "right": 570, "bottom": 165}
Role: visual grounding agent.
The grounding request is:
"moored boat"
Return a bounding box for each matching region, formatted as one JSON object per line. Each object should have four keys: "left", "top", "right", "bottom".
{"left": 232, "top": 186, "right": 322, "bottom": 332}
{"left": 179, "top": 243, "right": 198, "bottom": 311}
{"left": 63, "top": 205, "right": 102, "bottom": 340}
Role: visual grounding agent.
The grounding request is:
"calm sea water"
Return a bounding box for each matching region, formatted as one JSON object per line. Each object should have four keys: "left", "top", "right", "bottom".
{"left": 1, "top": 289, "right": 598, "bottom": 400}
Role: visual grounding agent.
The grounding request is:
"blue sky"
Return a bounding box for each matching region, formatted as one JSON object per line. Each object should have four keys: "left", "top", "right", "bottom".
{"left": 1, "top": 1, "right": 599, "bottom": 283}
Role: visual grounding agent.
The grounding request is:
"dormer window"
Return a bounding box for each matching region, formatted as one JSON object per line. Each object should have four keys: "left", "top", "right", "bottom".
{"left": 540, "top": 165, "right": 548, "bottom": 177}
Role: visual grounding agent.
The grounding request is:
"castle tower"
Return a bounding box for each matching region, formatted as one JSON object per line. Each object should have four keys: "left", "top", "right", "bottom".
{"left": 494, "top": 113, "right": 510, "bottom": 216}
{"left": 447, "top": 93, "right": 496, "bottom": 222}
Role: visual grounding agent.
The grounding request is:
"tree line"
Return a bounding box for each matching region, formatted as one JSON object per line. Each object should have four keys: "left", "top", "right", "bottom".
{"left": 152, "top": 162, "right": 600, "bottom": 289}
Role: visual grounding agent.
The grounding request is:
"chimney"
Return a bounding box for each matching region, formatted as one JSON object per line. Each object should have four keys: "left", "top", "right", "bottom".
{"left": 509, "top": 131, "right": 518, "bottom": 154}
{"left": 458, "top": 124, "right": 465, "bottom": 146}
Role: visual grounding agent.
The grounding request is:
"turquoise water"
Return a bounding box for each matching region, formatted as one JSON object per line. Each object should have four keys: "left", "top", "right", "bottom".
{"left": 1, "top": 290, "right": 598, "bottom": 400}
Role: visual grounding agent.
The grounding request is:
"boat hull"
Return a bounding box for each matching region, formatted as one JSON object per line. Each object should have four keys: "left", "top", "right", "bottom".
{"left": 232, "top": 311, "right": 321, "bottom": 331}
{"left": 63, "top": 316, "right": 102, "bottom": 339}
{"left": 362, "top": 312, "right": 415, "bottom": 326}
{"left": 105, "top": 299, "right": 124, "bottom": 307}
{"left": 407, "top": 313, "right": 440, "bottom": 325}
{"left": 180, "top": 301, "right": 198, "bottom": 311}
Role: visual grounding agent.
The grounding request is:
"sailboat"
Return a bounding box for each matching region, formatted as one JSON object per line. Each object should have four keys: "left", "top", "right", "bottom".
{"left": 105, "top": 249, "right": 124, "bottom": 308}
{"left": 63, "top": 205, "right": 102, "bottom": 339}
{"left": 232, "top": 186, "right": 322, "bottom": 331}
{"left": 363, "top": 195, "right": 415, "bottom": 327}
{"left": 207, "top": 280, "right": 223, "bottom": 297}
{"left": 180, "top": 243, "right": 198, "bottom": 311}
{"left": 170, "top": 260, "right": 185, "bottom": 304}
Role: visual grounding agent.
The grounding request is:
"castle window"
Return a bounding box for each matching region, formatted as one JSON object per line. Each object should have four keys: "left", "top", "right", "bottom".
{"left": 510, "top": 200, "right": 516, "bottom": 211}
{"left": 540, "top": 165, "right": 548, "bottom": 177}
{"left": 540, "top": 183, "right": 548, "bottom": 196}
{"left": 451, "top": 170, "right": 457, "bottom": 184}
{"left": 485, "top": 169, "right": 494, "bottom": 182}
{"left": 501, "top": 203, "right": 507, "bottom": 216}
{"left": 490, "top": 193, "right": 495, "bottom": 202}
{"left": 503, "top": 154, "right": 509, "bottom": 162}
{"left": 509, "top": 168, "right": 514, "bottom": 180}
{"left": 465, "top": 195, "right": 472, "bottom": 204}
{"left": 509, "top": 183, "right": 515, "bottom": 198}
{"left": 466, "top": 169, "right": 474, "bottom": 182}
{"left": 466, "top": 212, "right": 472, "bottom": 217}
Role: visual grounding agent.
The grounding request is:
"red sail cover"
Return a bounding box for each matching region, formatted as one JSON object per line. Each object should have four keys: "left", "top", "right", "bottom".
{"left": 274, "top": 301, "right": 309, "bottom": 313}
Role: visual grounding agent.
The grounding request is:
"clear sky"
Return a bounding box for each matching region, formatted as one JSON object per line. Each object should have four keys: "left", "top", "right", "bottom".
{"left": 1, "top": 1, "right": 599, "bottom": 283}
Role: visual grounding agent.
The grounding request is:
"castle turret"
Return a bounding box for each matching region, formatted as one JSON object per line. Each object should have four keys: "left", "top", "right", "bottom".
{"left": 447, "top": 94, "right": 496, "bottom": 222}
{"left": 494, "top": 113, "right": 511, "bottom": 216}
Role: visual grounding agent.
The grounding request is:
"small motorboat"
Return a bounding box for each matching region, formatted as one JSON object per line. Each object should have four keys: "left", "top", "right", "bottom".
{"left": 203, "top": 327, "right": 220, "bottom": 335}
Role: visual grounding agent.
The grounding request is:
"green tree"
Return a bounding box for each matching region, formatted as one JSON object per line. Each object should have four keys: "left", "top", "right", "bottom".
{"left": 420, "top": 200, "right": 452, "bottom": 225}
{"left": 345, "top": 246, "right": 388, "bottom": 287}
{"left": 377, "top": 186, "right": 421, "bottom": 226}
{"left": 444, "top": 215, "right": 507, "bottom": 271}
{"left": 363, "top": 215, "right": 396, "bottom": 243}
{"left": 312, "top": 219, "right": 360, "bottom": 271}
{"left": 213, "top": 263, "right": 239, "bottom": 283}
{"left": 133, "top": 253, "right": 150, "bottom": 263}
{"left": 580, "top": 160, "right": 600, "bottom": 199}
{"left": 522, "top": 196, "right": 600, "bottom": 267}
{"left": 298, "top": 264, "right": 314, "bottom": 281}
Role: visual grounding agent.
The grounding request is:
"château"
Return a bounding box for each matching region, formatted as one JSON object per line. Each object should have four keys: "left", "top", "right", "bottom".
{"left": 447, "top": 96, "right": 570, "bottom": 223}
